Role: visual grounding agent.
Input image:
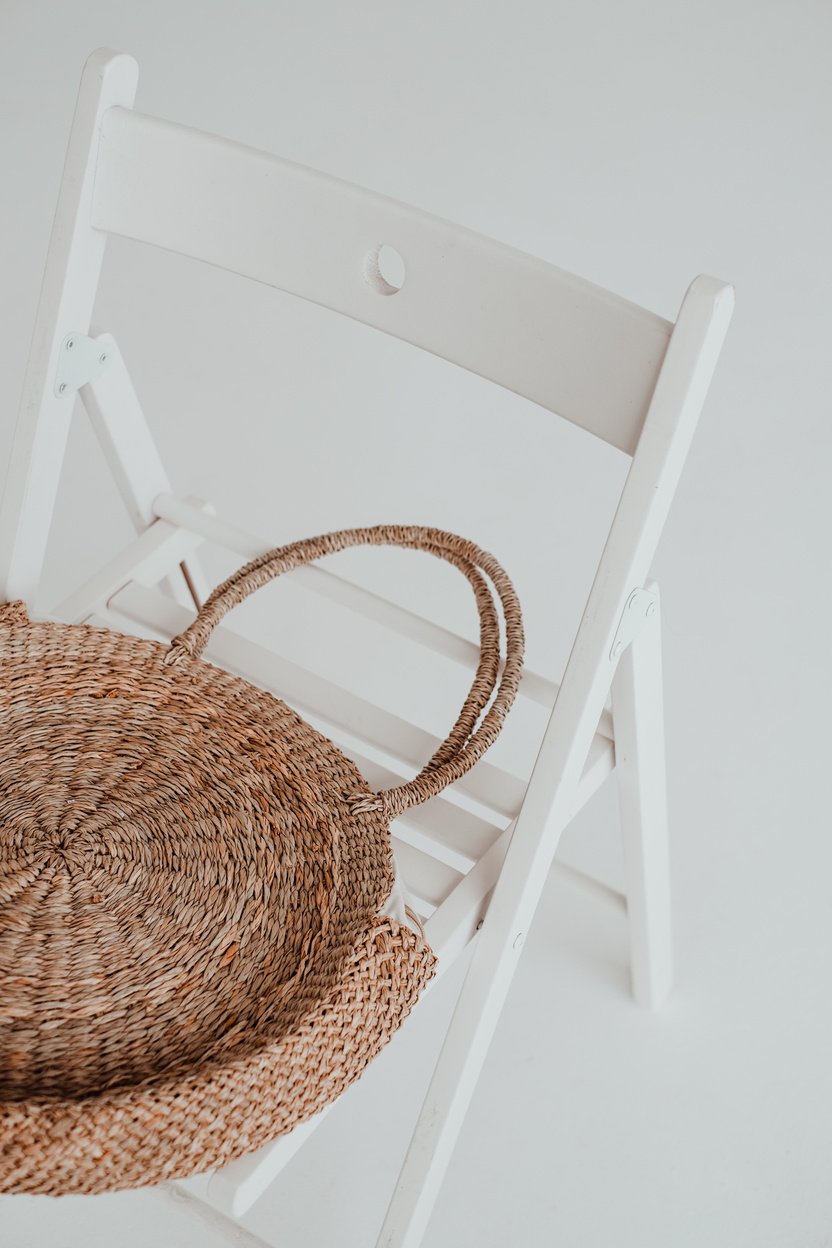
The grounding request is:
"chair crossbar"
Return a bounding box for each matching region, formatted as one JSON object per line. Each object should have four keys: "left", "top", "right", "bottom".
{"left": 390, "top": 841, "right": 463, "bottom": 914}
{"left": 102, "top": 579, "right": 619, "bottom": 923}
{"left": 109, "top": 581, "right": 616, "bottom": 825}
{"left": 109, "top": 582, "right": 527, "bottom": 816}
{"left": 199, "top": 1108, "right": 334, "bottom": 1221}
{"left": 48, "top": 513, "right": 204, "bottom": 623}
{"left": 152, "top": 493, "right": 615, "bottom": 738}
{"left": 325, "top": 735, "right": 620, "bottom": 917}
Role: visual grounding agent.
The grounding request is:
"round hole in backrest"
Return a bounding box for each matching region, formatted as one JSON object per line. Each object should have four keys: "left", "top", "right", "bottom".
{"left": 364, "top": 243, "right": 406, "bottom": 295}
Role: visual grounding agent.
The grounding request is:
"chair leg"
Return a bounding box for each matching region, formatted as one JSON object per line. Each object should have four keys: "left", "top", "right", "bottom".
{"left": 611, "top": 580, "right": 673, "bottom": 1009}
{"left": 375, "top": 923, "right": 528, "bottom": 1247}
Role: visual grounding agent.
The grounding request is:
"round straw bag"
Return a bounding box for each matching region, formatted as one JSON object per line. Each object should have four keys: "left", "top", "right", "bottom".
{"left": 0, "top": 524, "right": 523, "bottom": 1195}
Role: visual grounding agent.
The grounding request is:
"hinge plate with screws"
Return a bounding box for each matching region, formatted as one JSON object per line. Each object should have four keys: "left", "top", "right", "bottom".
{"left": 610, "top": 587, "right": 658, "bottom": 661}
{"left": 54, "top": 332, "right": 111, "bottom": 398}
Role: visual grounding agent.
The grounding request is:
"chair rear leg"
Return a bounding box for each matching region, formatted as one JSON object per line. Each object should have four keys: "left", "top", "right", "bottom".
{"left": 611, "top": 580, "right": 673, "bottom": 1009}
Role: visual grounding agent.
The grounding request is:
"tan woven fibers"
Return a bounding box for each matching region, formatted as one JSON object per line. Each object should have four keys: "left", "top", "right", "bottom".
{"left": 0, "top": 525, "right": 524, "bottom": 1195}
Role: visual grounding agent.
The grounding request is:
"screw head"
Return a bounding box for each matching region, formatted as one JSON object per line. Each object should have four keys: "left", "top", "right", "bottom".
{"left": 66, "top": 338, "right": 75, "bottom": 350}
{"left": 58, "top": 382, "right": 67, "bottom": 394}
{"left": 99, "top": 352, "right": 108, "bottom": 364}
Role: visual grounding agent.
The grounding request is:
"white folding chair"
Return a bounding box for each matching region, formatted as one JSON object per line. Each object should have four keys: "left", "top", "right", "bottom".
{"left": 0, "top": 48, "right": 733, "bottom": 1248}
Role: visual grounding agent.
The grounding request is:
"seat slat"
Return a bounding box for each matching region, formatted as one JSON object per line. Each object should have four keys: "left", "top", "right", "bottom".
{"left": 202, "top": 1107, "right": 333, "bottom": 1219}
{"left": 331, "top": 747, "right": 504, "bottom": 870}
{"left": 391, "top": 838, "right": 463, "bottom": 912}
{"left": 109, "top": 582, "right": 528, "bottom": 818}
{"left": 151, "top": 493, "right": 615, "bottom": 741}
{"left": 93, "top": 108, "right": 671, "bottom": 453}
{"left": 50, "top": 513, "right": 205, "bottom": 623}
{"left": 108, "top": 580, "right": 616, "bottom": 824}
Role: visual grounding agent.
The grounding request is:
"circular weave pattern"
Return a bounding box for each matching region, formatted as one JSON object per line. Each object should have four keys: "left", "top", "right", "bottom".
{"left": 0, "top": 611, "right": 393, "bottom": 1104}
{"left": 0, "top": 606, "right": 424, "bottom": 1194}
{"left": 0, "top": 525, "right": 523, "bottom": 1194}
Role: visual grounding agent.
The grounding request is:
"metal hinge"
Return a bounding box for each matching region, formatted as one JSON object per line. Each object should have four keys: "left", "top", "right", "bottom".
{"left": 610, "top": 587, "right": 658, "bottom": 660}
{"left": 54, "top": 332, "right": 111, "bottom": 397}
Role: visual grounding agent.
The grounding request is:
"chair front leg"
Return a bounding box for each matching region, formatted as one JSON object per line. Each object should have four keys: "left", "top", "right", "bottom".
{"left": 611, "top": 580, "right": 673, "bottom": 1009}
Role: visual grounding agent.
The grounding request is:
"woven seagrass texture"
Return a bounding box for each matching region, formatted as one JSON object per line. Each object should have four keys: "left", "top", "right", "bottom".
{"left": 0, "top": 525, "right": 524, "bottom": 1195}
{"left": 2, "top": 918, "right": 435, "bottom": 1195}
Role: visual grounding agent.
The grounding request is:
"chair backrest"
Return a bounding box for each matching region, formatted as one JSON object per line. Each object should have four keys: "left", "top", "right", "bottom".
{"left": 0, "top": 48, "right": 733, "bottom": 785}
{"left": 91, "top": 105, "right": 671, "bottom": 456}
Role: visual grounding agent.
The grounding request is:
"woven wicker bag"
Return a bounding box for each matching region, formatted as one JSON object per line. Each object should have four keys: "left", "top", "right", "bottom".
{"left": 0, "top": 524, "right": 523, "bottom": 1196}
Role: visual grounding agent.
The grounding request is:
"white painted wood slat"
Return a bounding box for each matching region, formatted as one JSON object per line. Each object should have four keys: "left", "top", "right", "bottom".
{"left": 203, "top": 1109, "right": 333, "bottom": 1222}
{"left": 109, "top": 581, "right": 528, "bottom": 818}
{"left": 344, "top": 749, "right": 505, "bottom": 869}
{"left": 152, "top": 493, "right": 616, "bottom": 739}
{"left": 75, "top": 330, "right": 208, "bottom": 611}
{"left": 108, "top": 581, "right": 616, "bottom": 824}
{"left": 50, "top": 514, "right": 206, "bottom": 623}
{"left": 92, "top": 108, "right": 672, "bottom": 453}
{"left": 391, "top": 840, "right": 462, "bottom": 913}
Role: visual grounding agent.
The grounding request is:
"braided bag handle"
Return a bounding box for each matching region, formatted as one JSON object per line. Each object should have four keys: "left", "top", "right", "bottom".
{"left": 165, "top": 525, "right": 524, "bottom": 818}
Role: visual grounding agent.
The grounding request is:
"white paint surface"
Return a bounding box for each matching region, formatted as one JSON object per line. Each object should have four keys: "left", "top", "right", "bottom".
{"left": 1, "top": 2, "right": 830, "bottom": 1246}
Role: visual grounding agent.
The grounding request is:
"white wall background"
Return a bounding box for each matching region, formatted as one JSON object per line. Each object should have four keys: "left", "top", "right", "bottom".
{"left": 1, "top": 3, "right": 831, "bottom": 1246}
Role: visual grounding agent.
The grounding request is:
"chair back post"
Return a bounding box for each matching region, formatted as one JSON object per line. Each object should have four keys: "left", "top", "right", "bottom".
{"left": 495, "top": 274, "right": 734, "bottom": 914}
{"left": 375, "top": 275, "right": 734, "bottom": 1248}
{"left": 0, "top": 50, "right": 138, "bottom": 604}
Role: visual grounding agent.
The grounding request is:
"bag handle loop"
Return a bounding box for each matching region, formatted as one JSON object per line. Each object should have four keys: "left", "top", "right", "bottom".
{"left": 165, "top": 525, "right": 524, "bottom": 819}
